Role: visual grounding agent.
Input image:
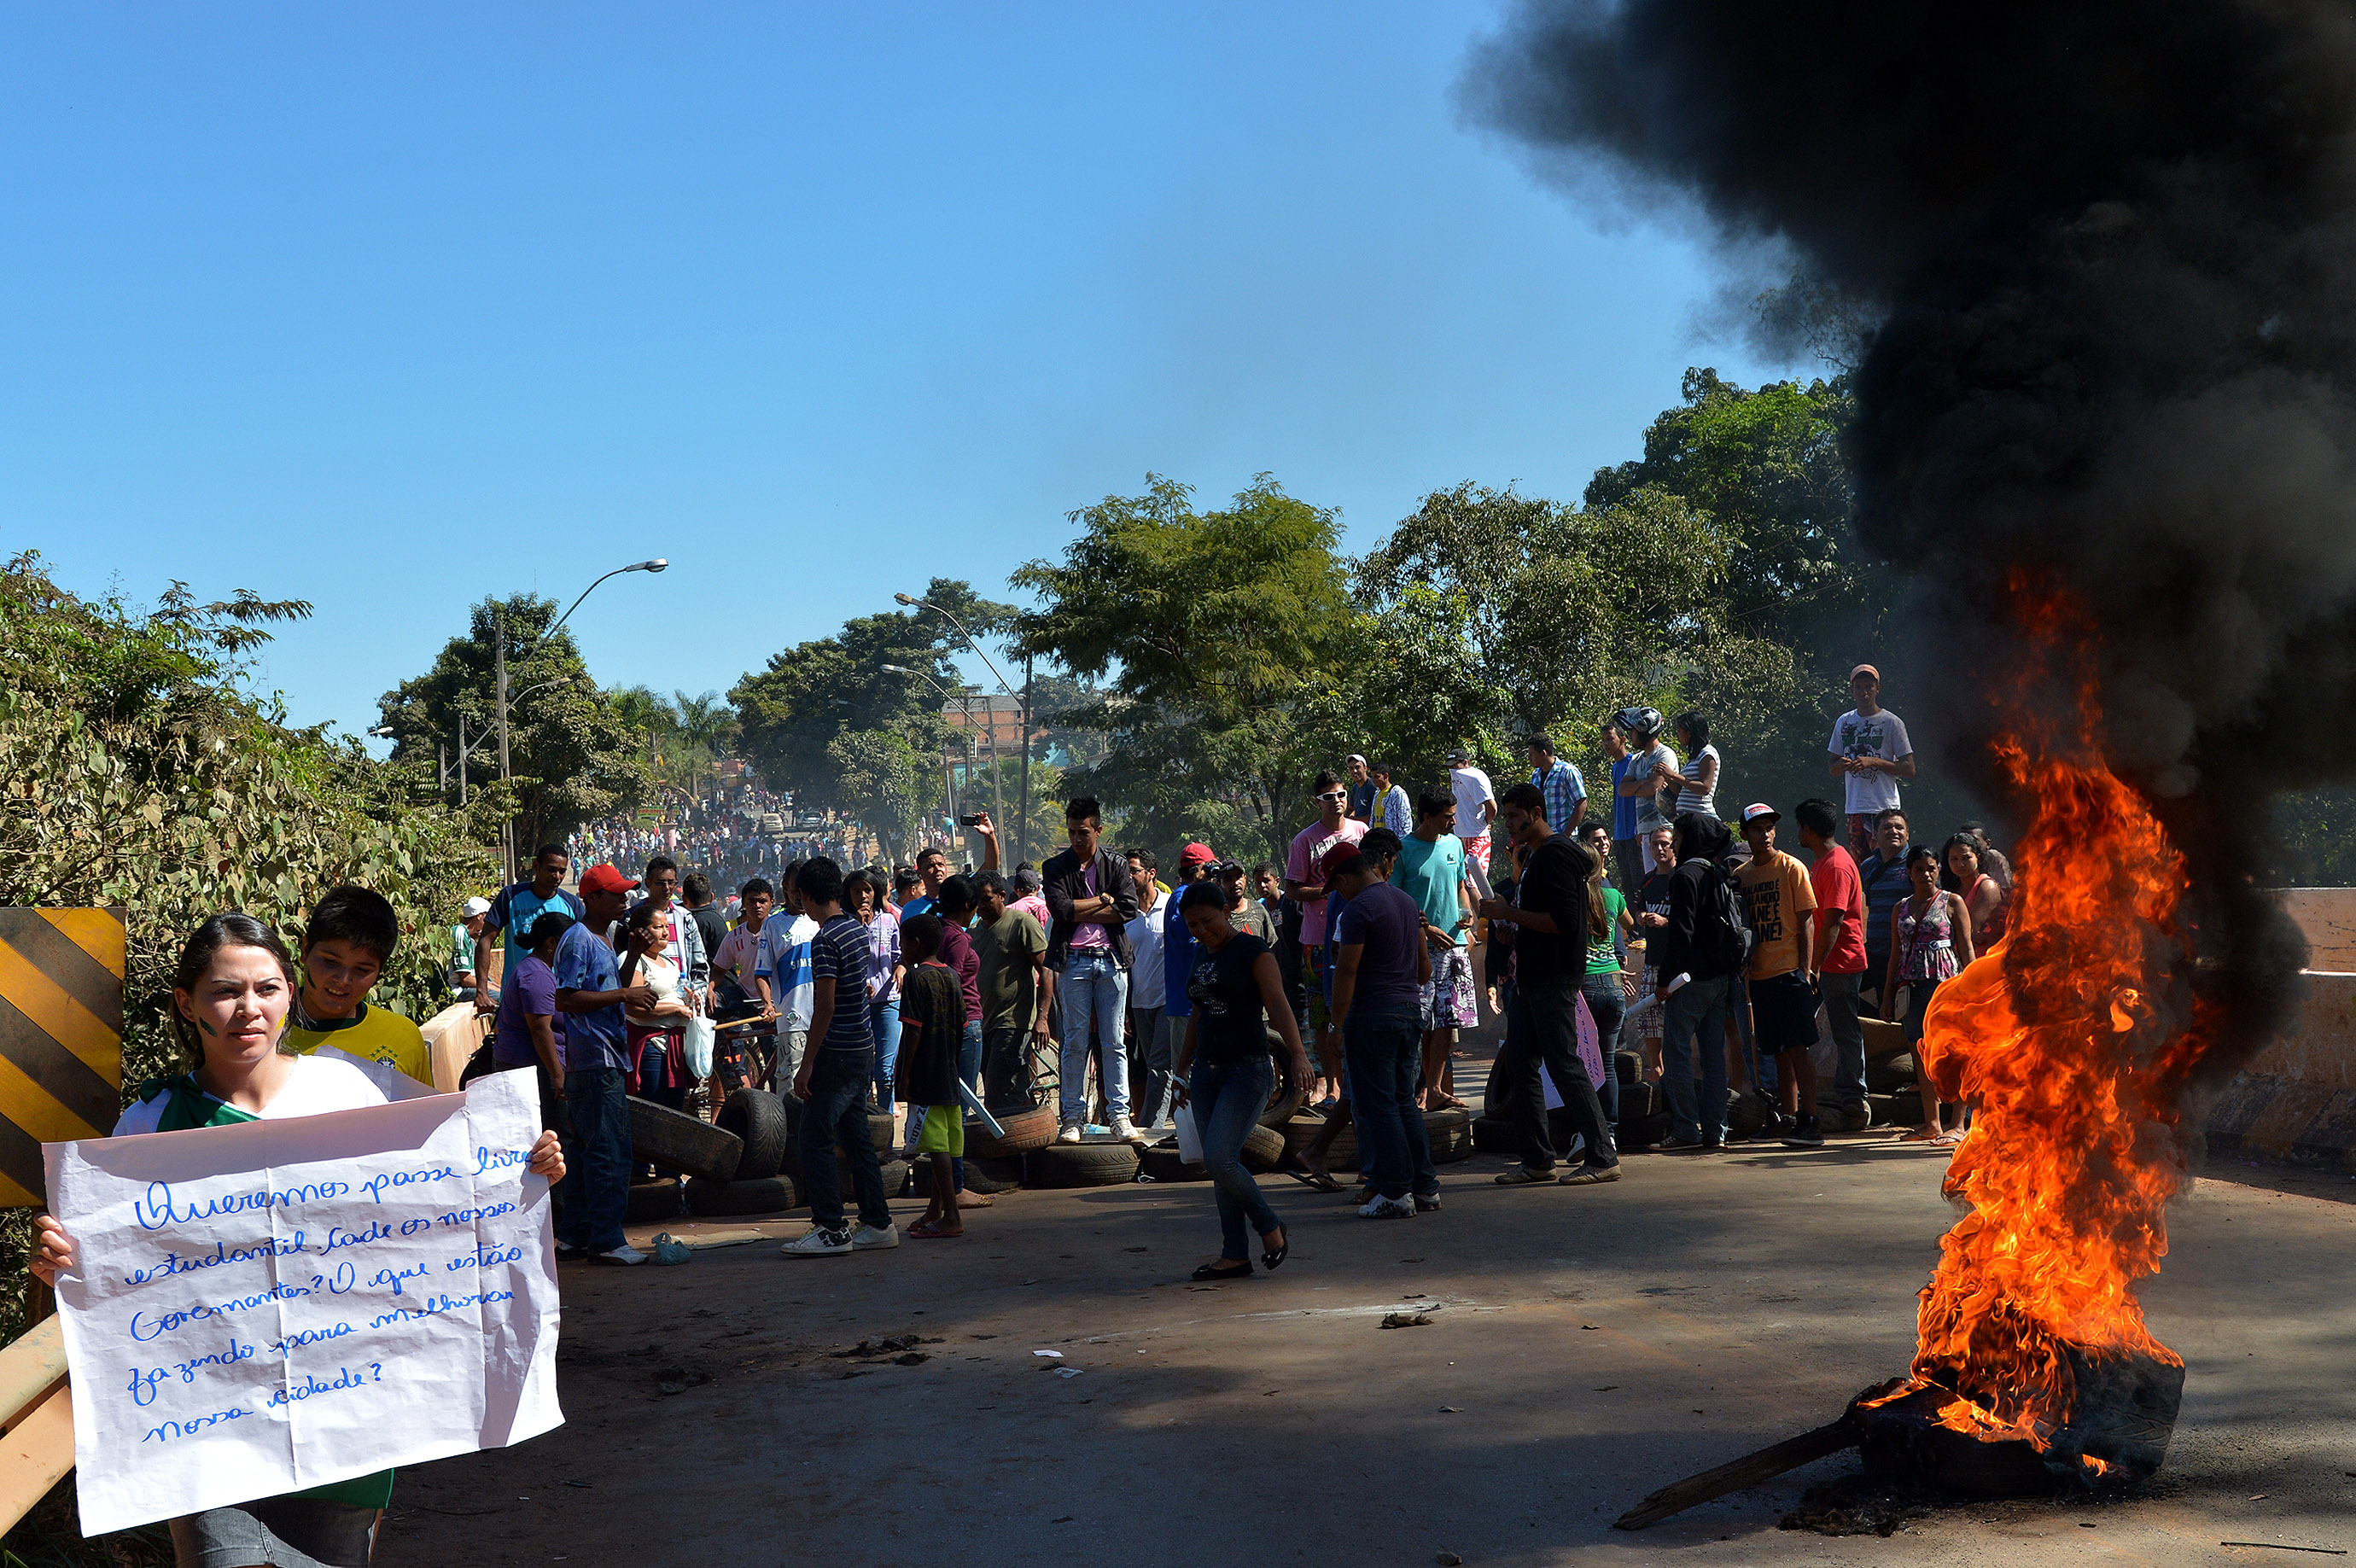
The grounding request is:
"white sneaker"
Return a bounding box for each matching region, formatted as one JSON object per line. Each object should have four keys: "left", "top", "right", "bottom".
{"left": 781, "top": 1227, "right": 852, "bottom": 1257}
{"left": 851, "top": 1222, "right": 900, "bottom": 1250}
{"left": 1056, "top": 1121, "right": 1083, "bottom": 1145}
{"left": 1357, "top": 1193, "right": 1415, "bottom": 1219}
{"left": 591, "top": 1244, "right": 648, "bottom": 1265}
{"left": 1111, "top": 1116, "right": 1142, "bottom": 1143}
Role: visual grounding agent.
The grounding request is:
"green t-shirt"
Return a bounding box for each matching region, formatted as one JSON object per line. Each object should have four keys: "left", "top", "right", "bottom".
{"left": 1586, "top": 887, "right": 1627, "bottom": 976}
{"left": 971, "top": 907, "right": 1047, "bottom": 1034}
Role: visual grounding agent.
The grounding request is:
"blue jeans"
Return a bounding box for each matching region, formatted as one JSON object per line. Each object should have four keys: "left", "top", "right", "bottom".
{"left": 1580, "top": 973, "right": 1626, "bottom": 1125}
{"left": 800, "top": 1047, "right": 893, "bottom": 1234}
{"left": 868, "top": 995, "right": 902, "bottom": 1109}
{"left": 1344, "top": 1005, "right": 1436, "bottom": 1202}
{"left": 557, "top": 1067, "right": 629, "bottom": 1255}
{"left": 1662, "top": 973, "right": 1732, "bottom": 1145}
{"left": 1058, "top": 948, "right": 1130, "bottom": 1122}
{"left": 1190, "top": 1053, "right": 1281, "bottom": 1262}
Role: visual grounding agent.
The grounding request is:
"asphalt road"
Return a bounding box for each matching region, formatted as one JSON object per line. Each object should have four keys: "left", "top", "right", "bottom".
{"left": 380, "top": 1094, "right": 2356, "bottom": 1568}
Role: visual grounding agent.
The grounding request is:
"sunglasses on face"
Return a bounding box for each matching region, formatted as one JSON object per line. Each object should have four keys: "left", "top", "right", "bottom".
{"left": 1317, "top": 790, "right": 1347, "bottom": 801}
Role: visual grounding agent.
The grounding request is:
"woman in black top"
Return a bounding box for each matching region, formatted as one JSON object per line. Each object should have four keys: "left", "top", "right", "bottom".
{"left": 1171, "top": 883, "right": 1315, "bottom": 1280}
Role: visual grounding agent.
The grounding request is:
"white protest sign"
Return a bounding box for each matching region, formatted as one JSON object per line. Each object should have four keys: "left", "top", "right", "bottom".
{"left": 45, "top": 1069, "right": 563, "bottom": 1534}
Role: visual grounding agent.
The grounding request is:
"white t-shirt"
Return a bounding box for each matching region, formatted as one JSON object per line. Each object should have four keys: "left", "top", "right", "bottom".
{"left": 1125, "top": 903, "right": 1166, "bottom": 1009}
{"left": 1828, "top": 708, "right": 1914, "bottom": 815}
{"left": 1630, "top": 742, "right": 1681, "bottom": 834}
{"left": 1678, "top": 744, "right": 1721, "bottom": 819}
{"left": 1449, "top": 766, "right": 1496, "bottom": 837}
{"left": 114, "top": 1053, "right": 388, "bottom": 1136}
{"left": 754, "top": 912, "right": 820, "bottom": 1029}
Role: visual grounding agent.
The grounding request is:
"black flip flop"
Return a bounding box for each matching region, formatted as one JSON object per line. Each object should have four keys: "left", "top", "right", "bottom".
{"left": 1283, "top": 1167, "right": 1344, "bottom": 1193}
{"left": 1192, "top": 1261, "right": 1253, "bottom": 1282}
{"left": 1262, "top": 1230, "right": 1288, "bottom": 1271}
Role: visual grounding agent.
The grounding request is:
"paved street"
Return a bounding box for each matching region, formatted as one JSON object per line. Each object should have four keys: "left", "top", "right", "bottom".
{"left": 380, "top": 1060, "right": 2356, "bottom": 1568}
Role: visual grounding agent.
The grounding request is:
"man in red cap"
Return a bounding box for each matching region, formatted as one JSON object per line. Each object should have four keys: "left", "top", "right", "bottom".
{"left": 1828, "top": 664, "right": 1916, "bottom": 856}
{"left": 551, "top": 863, "right": 656, "bottom": 1265}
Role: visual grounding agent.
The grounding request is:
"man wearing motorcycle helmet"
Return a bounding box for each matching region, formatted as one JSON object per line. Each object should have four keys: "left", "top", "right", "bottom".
{"left": 1612, "top": 706, "right": 1683, "bottom": 873}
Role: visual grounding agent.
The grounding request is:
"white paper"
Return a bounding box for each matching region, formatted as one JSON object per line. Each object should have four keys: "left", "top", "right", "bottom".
{"left": 45, "top": 1070, "right": 563, "bottom": 1534}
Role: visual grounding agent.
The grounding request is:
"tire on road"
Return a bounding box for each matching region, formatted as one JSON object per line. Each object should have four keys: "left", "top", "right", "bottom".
{"left": 966, "top": 1104, "right": 1058, "bottom": 1158}
{"left": 1281, "top": 1111, "right": 1326, "bottom": 1161}
{"left": 716, "top": 1088, "right": 790, "bottom": 1181}
{"left": 967, "top": 1154, "right": 1026, "bottom": 1192}
{"left": 1621, "top": 1110, "right": 1671, "bottom": 1147}
{"left": 1239, "top": 1123, "right": 1287, "bottom": 1174}
{"left": 1024, "top": 1140, "right": 1140, "bottom": 1188}
{"left": 685, "top": 1175, "right": 799, "bottom": 1217}
{"left": 1429, "top": 1120, "right": 1472, "bottom": 1164}
{"left": 1472, "top": 1115, "right": 1518, "bottom": 1153}
{"left": 869, "top": 1111, "right": 899, "bottom": 1153}
{"left": 1868, "top": 1052, "right": 1917, "bottom": 1094}
{"left": 626, "top": 1178, "right": 685, "bottom": 1224}
{"left": 627, "top": 1096, "right": 744, "bottom": 1184}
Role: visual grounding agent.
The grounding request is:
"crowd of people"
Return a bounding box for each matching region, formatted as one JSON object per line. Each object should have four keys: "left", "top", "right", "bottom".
{"left": 438, "top": 662, "right": 2011, "bottom": 1278}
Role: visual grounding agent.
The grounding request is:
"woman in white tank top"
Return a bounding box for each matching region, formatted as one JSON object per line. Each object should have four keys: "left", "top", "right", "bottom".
{"left": 1674, "top": 713, "right": 1720, "bottom": 818}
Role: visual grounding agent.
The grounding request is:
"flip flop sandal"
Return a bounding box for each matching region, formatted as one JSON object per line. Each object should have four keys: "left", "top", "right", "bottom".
{"left": 1284, "top": 1169, "right": 1344, "bottom": 1193}
{"left": 907, "top": 1220, "right": 963, "bottom": 1239}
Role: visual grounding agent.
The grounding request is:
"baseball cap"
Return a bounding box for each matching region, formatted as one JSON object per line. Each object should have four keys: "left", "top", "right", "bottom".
{"left": 1346, "top": 753, "right": 1367, "bottom": 767}
{"left": 1741, "top": 802, "right": 1781, "bottom": 825}
{"left": 1320, "top": 842, "right": 1368, "bottom": 881}
{"left": 1444, "top": 747, "right": 1469, "bottom": 763}
{"left": 1850, "top": 663, "right": 1881, "bottom": 681}
{"left": 462, "top": 895, "right": 493, "bottom": 918}
{"left": 1179, "top": 842, "right": 1217, "bottom": 870}
{"left": 580, "top": 863, "right": 641, "bottom": 895}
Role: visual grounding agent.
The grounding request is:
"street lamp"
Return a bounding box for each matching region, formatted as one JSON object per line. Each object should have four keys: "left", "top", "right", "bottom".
{"left": 894, "top": 592, "right": 1029, "bottom": 862}
{"left": 493, "top": 561, "right": 666, "bottom": 877}
{"left": 881, "top": 664, "right": 982, "bottom": 835}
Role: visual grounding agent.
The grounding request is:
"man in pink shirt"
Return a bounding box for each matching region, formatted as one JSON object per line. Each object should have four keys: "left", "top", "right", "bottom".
{"left": 1282, "top": 768, "right": 1369, "bottom": 1106}
{"left": 1798, "top": 797, "right": 1870, "bottom": 1122}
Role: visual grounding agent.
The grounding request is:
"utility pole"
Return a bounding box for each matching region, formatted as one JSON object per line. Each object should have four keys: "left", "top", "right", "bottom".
{"left": 494, "top": 615, "right": 514, "bottom": 882}
{"left": 1018, "top": 653, "right": 1034, "bottom": 867}
{"left": 987, "top": 691, "right": 1003, "bottom": 847}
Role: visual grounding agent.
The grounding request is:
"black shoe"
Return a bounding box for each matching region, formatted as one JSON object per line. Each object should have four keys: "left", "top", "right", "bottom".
{"left": 555, "top": 1245, "right": 588, "bottom": 1262}
{"left": 1781, "top": 1117, "right": 1825, "bottom": 1149}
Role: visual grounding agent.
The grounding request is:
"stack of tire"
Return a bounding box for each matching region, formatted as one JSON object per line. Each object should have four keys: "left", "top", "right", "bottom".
{"left": 1274, "top": 1103, "right": 1472, "bottom": 1171}
{"left": 1476, "top": 1054, "right": 1661, "bottom": 1152}
{"left": 1863, "top": 1040, "right": 1926, "bottom": 1127}
{"left": 952, "top": 1102, "right": 1058, "bottom": 1194}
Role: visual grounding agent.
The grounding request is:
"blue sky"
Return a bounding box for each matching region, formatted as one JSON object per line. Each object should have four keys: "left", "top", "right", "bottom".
{"left": 4, "top": 3, "right": 1781, "bottom": 742}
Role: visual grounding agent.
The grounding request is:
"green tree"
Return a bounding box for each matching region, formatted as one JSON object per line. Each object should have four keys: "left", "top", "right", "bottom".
{"left": 1356, "top": 481, "right": 1799, "bottom": 810}
{"left": 377, "top": 595, "right": 654, "bottom": 853}
{"left": 1011, "top": 475, "right": 1358, "bottom": 863}
{"left": 0, "top": 554, "right": 493, "bottom": 1343}
{"left": 730, "top": 580, "right": 1006, "bottom": 859}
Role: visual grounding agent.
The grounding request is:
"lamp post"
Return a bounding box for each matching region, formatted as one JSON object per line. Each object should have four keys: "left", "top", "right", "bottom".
{"left": 880, "top": 663, "right": 979, "bottom": 843}
{"left": 493, "top": 559, "right": 665, "bottom": 878}
{"left": 893, "top": 592, "right": 1030, "bottom": 865}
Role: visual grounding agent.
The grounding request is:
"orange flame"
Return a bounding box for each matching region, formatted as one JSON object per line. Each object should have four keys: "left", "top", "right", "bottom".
{"left": 1892, "top": 586, "right": 2194, "bottom": 1466}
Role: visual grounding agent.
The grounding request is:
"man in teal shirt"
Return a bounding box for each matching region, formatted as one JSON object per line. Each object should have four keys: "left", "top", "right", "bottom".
{"left": 1394, "top": 790, "right": 1476, "bottom": 1110}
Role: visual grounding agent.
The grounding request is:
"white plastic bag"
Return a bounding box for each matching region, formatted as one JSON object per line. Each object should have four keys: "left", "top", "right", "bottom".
{"left": 1173, "top": 1102, "right": 1204, "bottom": 1163}
{"left": 682, "top": 1012, "right": 716, "bottom": 1080}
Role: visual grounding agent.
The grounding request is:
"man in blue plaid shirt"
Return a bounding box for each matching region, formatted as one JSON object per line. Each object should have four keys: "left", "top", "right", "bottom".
{"left": 1527, "top": 732, "right": 1588, "bottom": 832}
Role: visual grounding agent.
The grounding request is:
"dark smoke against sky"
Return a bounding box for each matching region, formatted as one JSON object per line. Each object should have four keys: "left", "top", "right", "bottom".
{"left": 1461, "top": 0, "right": 2356, "bottom": 1040}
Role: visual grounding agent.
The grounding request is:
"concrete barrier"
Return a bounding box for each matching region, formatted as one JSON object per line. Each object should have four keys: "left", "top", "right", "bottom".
{"left": 420, "top": 1002, "right": 488, "bottom": 1094}
{"left": 2207, "top": 890, "right": 2356, "bottom": 1170}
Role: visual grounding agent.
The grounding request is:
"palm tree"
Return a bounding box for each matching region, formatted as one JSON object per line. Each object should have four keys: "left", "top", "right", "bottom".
{"left": 671, "top": 689, "right": 738, "bottom": 761}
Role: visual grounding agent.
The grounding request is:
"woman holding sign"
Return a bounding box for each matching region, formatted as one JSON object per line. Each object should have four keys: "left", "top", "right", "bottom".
{"left": 29, "top": 912, "right": 566, "bottom": 1568}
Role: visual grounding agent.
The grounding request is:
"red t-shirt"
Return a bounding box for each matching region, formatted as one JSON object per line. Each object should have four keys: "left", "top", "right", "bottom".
{"left": 1810, "top": 844, "right": 1869, "bottom": 975}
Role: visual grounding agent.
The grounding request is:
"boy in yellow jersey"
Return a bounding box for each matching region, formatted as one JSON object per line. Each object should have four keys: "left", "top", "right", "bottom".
{"left": 281, "top": 884, "right": 435, "bottom": 1087}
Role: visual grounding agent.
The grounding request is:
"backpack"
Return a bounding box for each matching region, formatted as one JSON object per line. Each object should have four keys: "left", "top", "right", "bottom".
{"left": 1697, "top": 861, "right": 1755, "bottom": 976}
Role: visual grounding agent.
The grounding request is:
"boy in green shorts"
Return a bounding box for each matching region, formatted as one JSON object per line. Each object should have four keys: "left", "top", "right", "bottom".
{"left": 282, "top": 884, "right": 436, "bottom": 1087}
{"left": 895, "top": 914, "right": 970, "bottom": 1239}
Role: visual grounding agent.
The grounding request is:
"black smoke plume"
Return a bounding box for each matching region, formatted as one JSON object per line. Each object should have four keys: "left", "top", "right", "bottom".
{"left": 1463, "top": 0, "right": 2351, "bottom": 1070}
